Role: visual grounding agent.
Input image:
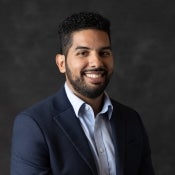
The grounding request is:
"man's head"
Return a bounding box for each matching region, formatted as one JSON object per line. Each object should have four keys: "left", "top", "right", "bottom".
{"left": 56, "top": 12, "right": 113, "bottom": 100}
{"left": 58, "top": 11, "right": 111, "bottom": 56}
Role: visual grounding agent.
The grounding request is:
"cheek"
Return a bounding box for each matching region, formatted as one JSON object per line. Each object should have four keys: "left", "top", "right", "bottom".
{"left": 105, "top": 58, "right": 114, "bottom": 72}
{"left": 67, "top": 58, "right": 87, "bottom": 71}
{"left": 66, "top": 61, "right": 84, "bottom": 76}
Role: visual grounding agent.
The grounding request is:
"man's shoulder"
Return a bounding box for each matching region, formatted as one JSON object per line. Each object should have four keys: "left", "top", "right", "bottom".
{"left": 110, "top": 98, "right": 142, "bottom": 122}
{"left": 16, "top": 86, "right": 70, "bottom": 121}
{"left": 110, "top": 98, "right": 146, "bottom": 135}
{"left": 111, "top": 98, "right": 138, "bottom": 113}
{"left": 16, "top": 94, "right": 55, "bottom": 121}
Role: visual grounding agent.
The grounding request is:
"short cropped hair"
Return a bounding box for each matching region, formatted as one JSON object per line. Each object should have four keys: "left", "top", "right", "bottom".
{"left": 57, "top": 11, "right": 111, "bottom": 55}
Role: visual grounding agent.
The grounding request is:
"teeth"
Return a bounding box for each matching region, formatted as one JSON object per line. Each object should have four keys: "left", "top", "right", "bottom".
{"left": 86, "top": 74, "right": 102, "bottom": 78}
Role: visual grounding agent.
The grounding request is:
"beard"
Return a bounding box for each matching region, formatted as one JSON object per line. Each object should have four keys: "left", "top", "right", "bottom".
{"left": 65, "top": 62, "right": 112, "bottom": 99}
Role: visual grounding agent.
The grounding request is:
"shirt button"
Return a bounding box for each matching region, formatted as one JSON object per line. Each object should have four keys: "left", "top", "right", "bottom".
{"left": 99, "top": 147, "right": 104, "bottom": 153}
{"left": 85, "top": 105, "right": 90, "bottom": 110}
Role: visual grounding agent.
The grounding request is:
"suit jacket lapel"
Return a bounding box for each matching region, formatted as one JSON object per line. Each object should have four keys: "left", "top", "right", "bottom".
{"left": 52, "top": 87, "right": 98, "bottom": 175}
{"left": 110, "top": 103, "right": 125, "bottom": 175}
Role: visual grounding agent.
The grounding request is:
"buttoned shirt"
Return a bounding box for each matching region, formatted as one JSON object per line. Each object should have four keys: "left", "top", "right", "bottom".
{"left": 65, "top": 83, "right": 116, "bottom": 175}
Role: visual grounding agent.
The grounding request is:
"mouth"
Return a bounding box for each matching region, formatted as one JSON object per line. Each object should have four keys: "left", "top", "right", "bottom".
{"left": 83, "top": 69, "right": 107, "bottom": 84}
{"left": 85, "top": 72, "right": 104, "bottom": 78}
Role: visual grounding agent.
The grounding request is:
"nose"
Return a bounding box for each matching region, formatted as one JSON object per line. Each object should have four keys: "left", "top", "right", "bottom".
{"left": 89, "top": 53, "right": 103, "bottom": 68}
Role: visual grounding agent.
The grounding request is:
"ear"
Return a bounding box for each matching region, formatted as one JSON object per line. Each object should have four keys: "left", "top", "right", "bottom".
{"left": 55, "top": 54, "right": 66, "bottom": 73}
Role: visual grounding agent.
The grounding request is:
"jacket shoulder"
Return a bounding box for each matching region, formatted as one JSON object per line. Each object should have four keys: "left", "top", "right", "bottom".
{"left": 16, "top": 86, "right": 71, "bottom": 122}
{"left": 111, "top": 99, "right": 139, "bottom": 116}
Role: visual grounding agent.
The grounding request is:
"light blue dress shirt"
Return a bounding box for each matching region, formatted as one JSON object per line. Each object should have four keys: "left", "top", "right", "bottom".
{"left": 65, "top": 83, "right": 116, "bottom": 175}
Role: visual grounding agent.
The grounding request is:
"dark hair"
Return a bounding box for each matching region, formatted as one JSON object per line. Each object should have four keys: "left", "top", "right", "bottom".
{"left": 58, "top": 11, "right": 111, "bottom": 55}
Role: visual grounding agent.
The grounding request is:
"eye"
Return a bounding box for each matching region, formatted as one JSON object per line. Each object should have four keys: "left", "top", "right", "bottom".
{"left": 99, "top": 50, "right": 111, "bottom": 57}
{"left": 76, "top": 50, "right": 89, "bottom": 57}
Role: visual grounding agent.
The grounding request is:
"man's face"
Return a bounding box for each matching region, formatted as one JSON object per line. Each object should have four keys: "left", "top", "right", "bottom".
{"left": 58, "top": 29, "right": 114, "bottom": 99}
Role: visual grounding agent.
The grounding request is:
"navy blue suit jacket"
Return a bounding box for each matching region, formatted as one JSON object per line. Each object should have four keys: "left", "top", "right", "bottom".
{"left": 11, "top": 86, "right": 155, "bottom": 175}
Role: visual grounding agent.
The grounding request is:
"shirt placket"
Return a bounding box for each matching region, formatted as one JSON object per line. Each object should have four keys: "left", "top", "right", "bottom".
{"left": 94, "top": 116, "right": 109, "bottom": 175}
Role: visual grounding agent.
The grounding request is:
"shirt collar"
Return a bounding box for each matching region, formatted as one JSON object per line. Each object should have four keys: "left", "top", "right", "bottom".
{"left": 64, "top": 82, "right": 113, "bottom": 120}
{"left": 100, "top": 93, "right": 113, "bottom": 120}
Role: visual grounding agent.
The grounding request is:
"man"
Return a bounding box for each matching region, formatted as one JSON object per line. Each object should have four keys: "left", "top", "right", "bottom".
{"left": 11, "top": 12, "right": 155, "bottom": 175}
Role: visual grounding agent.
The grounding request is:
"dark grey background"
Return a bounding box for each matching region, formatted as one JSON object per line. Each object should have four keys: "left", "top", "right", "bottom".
{"left": 0, "top": 0, "right": 175, "bottom": 174}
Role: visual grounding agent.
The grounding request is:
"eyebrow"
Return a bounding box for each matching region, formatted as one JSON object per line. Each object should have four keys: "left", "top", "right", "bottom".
{"left": 75, "top": 46, "right": 112, "bottom": 51}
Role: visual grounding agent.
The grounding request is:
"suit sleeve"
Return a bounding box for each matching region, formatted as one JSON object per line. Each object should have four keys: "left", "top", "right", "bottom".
{"left": 10, "top": 113, "right": 51, "bottom": 175}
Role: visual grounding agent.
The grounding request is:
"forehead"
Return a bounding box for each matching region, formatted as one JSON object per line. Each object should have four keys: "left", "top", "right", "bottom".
{"left": 70, "top": 29, "right": 110, "bottom": 47}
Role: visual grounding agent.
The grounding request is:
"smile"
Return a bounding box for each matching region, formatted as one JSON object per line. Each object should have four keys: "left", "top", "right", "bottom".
{"left": 85, "top": 73, "right": 103, "bottom": 78}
